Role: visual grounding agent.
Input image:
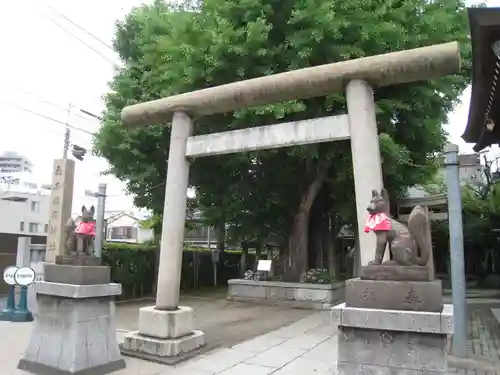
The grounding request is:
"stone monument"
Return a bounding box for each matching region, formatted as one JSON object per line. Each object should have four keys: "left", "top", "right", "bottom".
{"left": 18, "top": 206, "right": 125, "bottom": 375}
{"left": 332, "top": 189, "right": 453, "bottom": 374}
{"left": 45, "top": 158, "right": 75, "bottom": 263}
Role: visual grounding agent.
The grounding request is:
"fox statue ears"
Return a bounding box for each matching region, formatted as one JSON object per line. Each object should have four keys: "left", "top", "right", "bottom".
{"left": 371, "top": 188, "right": 390, "bottom": 200}
{"left": 81, "top": 205, "right": 95, "bottom": 216}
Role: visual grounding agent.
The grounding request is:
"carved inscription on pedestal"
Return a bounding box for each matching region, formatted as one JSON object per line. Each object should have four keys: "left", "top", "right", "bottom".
{"left": 381, "top": 331, "right": 393, "bottom": 346}
{"left": 404, "top": 288, "right": 422, "bottom": 306}
{"left": 361, "top": 287, "right": 376, "bottom": 301}
{"left": 45, "top": 159, "right": 75, "bottom": 263}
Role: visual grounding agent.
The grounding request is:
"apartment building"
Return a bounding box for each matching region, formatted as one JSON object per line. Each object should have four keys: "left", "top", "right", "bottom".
{"left": 0, "top": 171, "right": 51, "bottom": 236}
{"left": 0, "top": 151, "right": 33, "bottom": 173}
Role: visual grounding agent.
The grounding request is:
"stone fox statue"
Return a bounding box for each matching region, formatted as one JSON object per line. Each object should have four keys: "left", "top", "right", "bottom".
{"left": 365, "top": 189, "right": 430, "bottom": 266}
{"left": 64, "top": 205, "right": 96, "bottom": 256}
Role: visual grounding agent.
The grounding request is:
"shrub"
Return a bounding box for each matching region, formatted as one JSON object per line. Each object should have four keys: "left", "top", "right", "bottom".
{"left": 101, "top": 242, "right": 252, "bottom": 299}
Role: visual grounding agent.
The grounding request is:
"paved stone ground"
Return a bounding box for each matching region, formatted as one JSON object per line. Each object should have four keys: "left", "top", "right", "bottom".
{"left": 1, "top": 310, "right": 335, "bottom": 375}
{"left": 115, "top": 296, "right": 313, "bottom": 353}
{"left": 447, "top": 301, "right": 500, "bottom": 375}
{"left": 3, "top": 293, "right": 500, "bottom": 374}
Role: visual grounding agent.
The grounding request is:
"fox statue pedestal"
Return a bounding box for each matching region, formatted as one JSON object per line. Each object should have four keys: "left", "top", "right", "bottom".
{"left": 17, "top": 256, "right": 126, "bottom": 375}
{"left": 331, "top": 299, "right": 453, "bottom": 374}
{"left": 331, "top": 189, "right": 453, "bottom": 374}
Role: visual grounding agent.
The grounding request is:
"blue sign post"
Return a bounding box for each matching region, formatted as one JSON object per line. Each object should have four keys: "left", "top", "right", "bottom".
{"left": 0, "top": 266, "right": 18, "bottom": 321}
{"left": 0, "top": 266, "right": 35, "bottom": 322}
{"left": 11, "top": 267, "right": 36, "bottom": 322}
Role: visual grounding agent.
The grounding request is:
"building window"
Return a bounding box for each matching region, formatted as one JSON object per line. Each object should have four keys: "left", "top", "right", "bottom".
{"left": 20, "top": 222, "right": 25, "bottom": 232}
{"left": 110, "top": 226, "right": 136, "bottom": 240}
{"left": 29, "top": 223, "right": 40, "bottom": 233}
{"left": 44, "top": 224, "right": 48, "bottom": 233}
{"left": 31, "top": 201, "right": 40, "bottom": 212}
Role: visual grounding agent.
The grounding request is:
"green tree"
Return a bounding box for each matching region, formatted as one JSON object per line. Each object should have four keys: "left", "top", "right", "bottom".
{"left": 95, "top": 0, "right": 471, "bottom": 281}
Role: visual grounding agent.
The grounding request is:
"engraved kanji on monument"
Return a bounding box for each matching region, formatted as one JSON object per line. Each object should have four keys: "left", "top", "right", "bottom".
{"left": 44, "top": 159, "right": 75, "bottom": 263}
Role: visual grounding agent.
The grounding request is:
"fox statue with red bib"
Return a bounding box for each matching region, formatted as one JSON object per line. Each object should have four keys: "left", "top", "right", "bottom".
{"left": 365, "top": 189, "right": 430, "bottom": 267}
{"left": 64, "top": 205, "right": 96, "bottom": 256}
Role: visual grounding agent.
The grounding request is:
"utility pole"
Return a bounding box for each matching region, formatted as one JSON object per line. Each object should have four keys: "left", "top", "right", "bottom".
{"left": 62, "top": 103, "right": 72, "bottom": 159}
{"left": 95, "top": 183, "right": 107, "bottom": 258}
{"left": 47, "top": 103, "right": 75, "bottom": 263}
{"left": 443, "top": 143, "right": 468, "bottom": 358}
{"left": 86, "top": 184, "right": 107, "bottom": 258}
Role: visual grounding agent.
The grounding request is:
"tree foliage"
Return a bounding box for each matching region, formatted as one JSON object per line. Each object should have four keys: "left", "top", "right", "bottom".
{"left": 422, "top": 155, "right": 500, "bottom": 278}
{"left": 95, "top": 0, "right": 472, "bottom": 280}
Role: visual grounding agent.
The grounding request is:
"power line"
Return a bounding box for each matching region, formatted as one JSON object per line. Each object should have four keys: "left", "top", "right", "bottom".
{"left": 30, "top": 126, "right": 93, "bottom": 152}
{"left": 38, "top": 9, "right": 116, "bottom": 65}
{"left": 0, "top": 81, "right": 101, "bottom": 124}
{"left": 10, "top": 85, "right": 98, "bottom": 123}
{"left": 37, "top": 0, "right": 115, "bottom": 52}
{"left": 3, "top": 106, "right": 93, "bottom": 146}
{"left": 8, "top": 102, "right": 96, "bottom": 136}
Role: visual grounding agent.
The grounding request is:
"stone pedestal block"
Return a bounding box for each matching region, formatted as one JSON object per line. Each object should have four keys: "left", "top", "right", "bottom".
{"left": 360, "top": 264, "right": 430, "bottom": 281}
{"left": 227, "top": 279, "right": 345, "bottom": 310}
{"left": 331, "top": 302, "right": 453, "bottom": 374}
{"left": 120, "top": 305, "right": 205, "bottom": 365}
{"left": 138, "top": 305, "right": 194, "bottom": 338}
{"left": 56, "top": 255, "right": 101, "bottom": 266}
{"left": 345, "top": 278, "right": 443, "bottom": 312}
{"left": 44, "top": 264, "right": 110, "bottom": 285}
{"left": 18, "top": 282, "right": 125, "bottom": 375}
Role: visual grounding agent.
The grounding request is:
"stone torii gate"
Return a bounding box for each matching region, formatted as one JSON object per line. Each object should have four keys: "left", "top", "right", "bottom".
{"left": 120, "top": 42, "right": 461, "bottom": 362}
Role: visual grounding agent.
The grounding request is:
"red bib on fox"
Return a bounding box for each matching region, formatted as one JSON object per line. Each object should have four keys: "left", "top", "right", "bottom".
{"left": 364, "top": 213, "right": 391, "bottom": 232}
{"left": 76, "top": 221, "right": 96, "bottom": 236}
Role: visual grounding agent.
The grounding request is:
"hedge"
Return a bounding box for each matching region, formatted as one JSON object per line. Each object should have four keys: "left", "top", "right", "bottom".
{"left": 101, "top": 242, "right": 255, "bottom": 300}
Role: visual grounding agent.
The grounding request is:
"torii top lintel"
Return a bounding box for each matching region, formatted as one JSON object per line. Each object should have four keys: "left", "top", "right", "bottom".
{"left": 121, "top": 42, "right": 461, "bottom": 126}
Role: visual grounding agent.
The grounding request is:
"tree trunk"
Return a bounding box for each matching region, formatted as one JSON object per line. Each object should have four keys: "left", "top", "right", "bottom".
{"left": 352, "top": 236, "right": 361, "bottom": 278}
{"left": 240, "top": 243, "right": 249, "bottom": 277}
{"left": 326, "top": 223, "right": 342, "bottom": 282}
{"left": 152, "top": 220, "right": 162, "bottom": 296}
{"left": 326, "top": 231, "right": 337, "bottom": 282}
{"left": 309, "top": 219, "right": 323, "bottom": 269}
{"left": 283, "top": 172, "right": 327, "bottom": 282}
{"left": 315, "top": 233, "right": 324, "bottom": 269}
{"left": 152, "top": 240, "right": 163, "bottom": 294}
{"left": 215, "top": 221, "right": 225, "bottom": 252}
{"left": 255, "top": 241, "right": 263, "bottom": 269}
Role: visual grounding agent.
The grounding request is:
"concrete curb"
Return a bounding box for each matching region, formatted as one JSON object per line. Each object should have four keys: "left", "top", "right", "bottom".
{"left": 442, "top": 290, "right": 500, "bottom": 298}
{"left": 448, "top": 354, "right": 500, "bottom": 372}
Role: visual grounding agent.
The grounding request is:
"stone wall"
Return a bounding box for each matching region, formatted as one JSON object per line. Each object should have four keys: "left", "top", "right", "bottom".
{"left": 227, "top": 279, "right": 345, "bottom": 310}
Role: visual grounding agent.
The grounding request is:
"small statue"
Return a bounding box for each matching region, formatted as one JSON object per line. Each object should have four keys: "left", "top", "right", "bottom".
{"left": 64, "top": 205, "right": 96, "bottom": 256}
{"left": 365, "top": 189, "right": 430, "bottom": 266}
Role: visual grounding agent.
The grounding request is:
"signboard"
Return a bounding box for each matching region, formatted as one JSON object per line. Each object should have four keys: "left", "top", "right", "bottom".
{"left": 257, "top": 260, "right": 272, "bottom": 272}
{"left": 3, "top": 266, "right": 18, "bottom": 286}
{"left": 0, "top": 176, "right": 20, "bottom": 185}
{"left": 3, "top": 266, "right": 36, "bottom": 286}
{"left": 14, "top": 267, "right": 36, "bottom": 286}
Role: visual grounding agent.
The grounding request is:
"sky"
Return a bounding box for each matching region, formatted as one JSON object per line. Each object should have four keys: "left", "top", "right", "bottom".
{"left": 0, "top": 0, "right": 498, "bottom": 215}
